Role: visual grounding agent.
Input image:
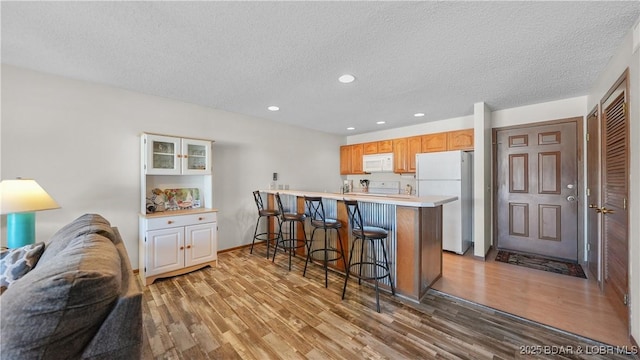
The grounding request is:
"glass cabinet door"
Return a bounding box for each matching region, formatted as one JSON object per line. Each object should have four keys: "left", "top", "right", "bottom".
{"left": 182, "top": 139, "right": 211, "bottom": 174}
{"left": 146, "top": 135, "right": 181, "bottom": 175}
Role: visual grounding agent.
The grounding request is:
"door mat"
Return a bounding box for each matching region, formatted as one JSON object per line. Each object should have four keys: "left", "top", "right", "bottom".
{"left": 494, "top": 250, "right": 587, "bottom": 279}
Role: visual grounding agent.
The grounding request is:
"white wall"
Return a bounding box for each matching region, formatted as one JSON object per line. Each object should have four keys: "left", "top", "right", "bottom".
{"left": 473, "top": 102, "right": 492, "bottom": 257}
{"left": 586, "top": 22, "right": 640, "bottom": 345}
{"left": 0, "top": 65, "right": 344, "bottom": 268}
{"left": 347, "top": 115, "right": 475, "bottom": 144}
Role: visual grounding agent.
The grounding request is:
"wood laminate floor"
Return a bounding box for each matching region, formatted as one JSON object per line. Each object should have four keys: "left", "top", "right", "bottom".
{"left": 432, "top": 248, "right": 631, "bottom": 347}
{"left": 140, "top": 246, "right": 637, "bottom": 359}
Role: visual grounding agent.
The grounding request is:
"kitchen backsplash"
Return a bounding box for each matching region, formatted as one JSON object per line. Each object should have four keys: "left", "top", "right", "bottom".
{"left": 346, "top": 172, "right": 416, "bottom": 195}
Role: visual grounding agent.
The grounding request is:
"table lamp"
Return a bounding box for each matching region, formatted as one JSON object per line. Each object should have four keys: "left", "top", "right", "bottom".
{"left": 0, "top": 178, "right": 60, "bottom": 248}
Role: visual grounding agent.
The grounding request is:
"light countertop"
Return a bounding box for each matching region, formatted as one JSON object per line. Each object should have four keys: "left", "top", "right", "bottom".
{"left": 261, "top": 190, "right": 457, "bottom": 208}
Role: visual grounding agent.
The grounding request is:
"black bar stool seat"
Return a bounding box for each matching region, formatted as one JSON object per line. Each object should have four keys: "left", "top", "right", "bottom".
{"left": 342, "top": 199, "right": 395, "bottom": 312}
{"left": 250, "top": 191, "right": 280, "bottom": 258}
{"left": 272, "top": 193, "right": 308, "bottom": 270}
{"left": 303, "top": 196, "right": 346, "bottom": 288}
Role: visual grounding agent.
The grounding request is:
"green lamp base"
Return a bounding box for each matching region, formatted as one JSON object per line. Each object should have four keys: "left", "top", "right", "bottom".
{"left": 7, "top": 212, "right": 36, "bottom": 248}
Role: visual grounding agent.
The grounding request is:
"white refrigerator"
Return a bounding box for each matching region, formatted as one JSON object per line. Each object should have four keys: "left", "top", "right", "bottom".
{"left": 416, "top": 150, "right": 472, "bottom": 254}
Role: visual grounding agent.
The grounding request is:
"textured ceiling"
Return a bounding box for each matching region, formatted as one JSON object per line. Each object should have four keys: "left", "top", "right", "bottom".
{"left": 2, "top": 2, "right": 639, "bottom": 135}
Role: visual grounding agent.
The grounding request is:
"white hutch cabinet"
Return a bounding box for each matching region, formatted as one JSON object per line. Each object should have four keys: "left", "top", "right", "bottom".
{"left": 139, "top": 133, "right": 217, "bottom": 286}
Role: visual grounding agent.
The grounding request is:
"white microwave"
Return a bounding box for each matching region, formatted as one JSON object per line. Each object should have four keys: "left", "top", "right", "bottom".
{"left": 363, "top": 153, "right": 394, "bottom": 173}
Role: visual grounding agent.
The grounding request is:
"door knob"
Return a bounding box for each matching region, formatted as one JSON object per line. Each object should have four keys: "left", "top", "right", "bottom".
{"left": 588, "top": 204, "right": 598, "bottom": 208}
{"left": 600, "top": 207, "right": 615, "bottom": 215}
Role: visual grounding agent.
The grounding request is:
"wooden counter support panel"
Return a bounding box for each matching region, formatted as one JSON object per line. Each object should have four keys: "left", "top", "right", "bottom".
{"left": 336, "top": 200, "right": 349, "bottom": 272}
{"left": 267, "top": 193, "right": 277, "bottom": 250}
{"left": 396, "top": 206, "right": 419, "bottom": 298}
{"left": 420, "top": 206, "right": 443, "bottom": 297}
{"left": 396, "top": 206, "right": 442, "bottom": 301}
{"left": 296, "top": 196, "right": 306, "bottom": 256}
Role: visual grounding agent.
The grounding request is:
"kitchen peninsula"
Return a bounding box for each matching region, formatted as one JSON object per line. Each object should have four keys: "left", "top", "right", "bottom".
{"left": 260, "top": 190, "right": 457, "bottom": 302}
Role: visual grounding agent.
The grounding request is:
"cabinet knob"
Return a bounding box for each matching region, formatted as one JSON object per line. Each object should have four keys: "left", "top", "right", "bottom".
{"left": 179, "top": 246, "right": 184, "bottom": 250}
{"left": 167, "top": 220, "right": 174, "bottom": 224}
{"left": 198, "top": 217, "right": 204, "bottom": 221}
{"left": 186, "top": 245, "right": 192, "bottom": 249}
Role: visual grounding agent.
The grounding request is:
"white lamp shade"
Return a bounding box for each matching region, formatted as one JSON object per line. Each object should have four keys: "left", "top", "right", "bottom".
{"left": 0, "top": 179, "right": 60, "bottom": 214}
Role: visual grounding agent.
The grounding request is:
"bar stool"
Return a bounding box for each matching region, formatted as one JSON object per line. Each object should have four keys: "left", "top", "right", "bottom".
{"left": 250, "top": 191, "right": 280, "bottom": 258}
{"left": 342, "top": 199, "right": 395, "bottom": 312}
{"left": 272, "top": 192, "right": 308, "bottom": 270}
{"left": 303, "top": 196, "right": 347, "bottom": 287}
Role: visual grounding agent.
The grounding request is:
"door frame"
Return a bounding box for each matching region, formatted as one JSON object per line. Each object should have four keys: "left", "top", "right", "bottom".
{"left": 492, "top": 117, "right": 584, "bottom": 263}
{"left": 599, "top": 68, "right": 630, "bottom": 331}
{"left": 585, "top": 106, "right": 602, "bottom": 286}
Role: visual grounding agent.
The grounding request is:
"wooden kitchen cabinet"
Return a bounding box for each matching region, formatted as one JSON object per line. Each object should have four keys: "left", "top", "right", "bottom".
{"left": 407, "top": 136, "right": 422, "bottom": 172}
{"left": 363, "top": 142, "right": 378, "bottom": 155}
{"left": 421, "top": 132, "right": 448, "bottom": 153}
{"left": 447, "top": 129, "right": 474, "bottom": 150}
{"left": 340, "top": 144, "right": 365, "bottom": 174}
{"left": 378, "top": 140, "right": 393, "bottom": 153}
{"left": 393, "top": 138, "right": 408, "bottom": 173}
{"left": 351, "top": 144, "right": 365, "bottom": 174}
{"left": 340, "top": 145, "right": 352, "bottom": 175}
{"left": 341, "top": 128, "right": 473, "bottom": 175}
{"left": 363, "top": 140, "right": 393, "bottom": 155}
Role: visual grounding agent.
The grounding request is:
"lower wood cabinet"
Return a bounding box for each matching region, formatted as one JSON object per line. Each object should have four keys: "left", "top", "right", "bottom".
{"left": 139, "top": 210, "right": 218, "bottom": 285}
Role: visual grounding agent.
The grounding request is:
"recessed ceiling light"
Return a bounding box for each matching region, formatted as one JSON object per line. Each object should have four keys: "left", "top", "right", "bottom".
{"left": 268, "top": 105, "right": 279, "bottom": 111}
{"left": 414, "top": 113, "right": 425, "bottom": 117}
{"left": 338, "top": 74, "right": 355, "bottom": 83}
{"left": 347, "top": 127, "right": 355, "bottom": 130}
{"left": 376, "top": 121, "right": 386, "bottom": 125}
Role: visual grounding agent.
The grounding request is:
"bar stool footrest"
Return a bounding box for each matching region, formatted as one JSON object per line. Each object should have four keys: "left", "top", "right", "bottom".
{"left": 347, "top": 262, "right": 391, "bottom": 281}
{"left": 308, "top": 248, "right": 344, "bottom": 263}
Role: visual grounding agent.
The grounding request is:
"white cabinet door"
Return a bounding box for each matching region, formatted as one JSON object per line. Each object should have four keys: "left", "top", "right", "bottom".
{"left": 145, "top": 134, "right": 181, "bottom": 175}
{"left": 185, "top": 222, "right": 217, "bottom": 267}
{"left": 146, "top": 227, "right": 184, "bottom": 276}
{"left": 181, "top": 138, "right": 212, "bottom": 175}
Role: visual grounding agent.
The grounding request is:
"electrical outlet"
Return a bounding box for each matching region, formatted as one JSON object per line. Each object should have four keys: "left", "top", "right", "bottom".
{"left": 273, "top": 172, "right": 278, "bottom": 181}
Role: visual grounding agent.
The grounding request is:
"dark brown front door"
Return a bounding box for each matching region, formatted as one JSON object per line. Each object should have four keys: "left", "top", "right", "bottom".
{"left": 496, "top": 120, "right": 579, "bottom": 261}
{"left": 601, "top": 75, "right": 629, "bottom": 329}
{"left": 586, "top": 109, "right": 600, "bottom": 280}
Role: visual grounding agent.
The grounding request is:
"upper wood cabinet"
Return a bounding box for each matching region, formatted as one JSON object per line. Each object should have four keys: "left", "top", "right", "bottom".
{"left": 378, "top": 140, "right": 393, "bottom": 153}
{"left": 340, "top": 144, "right": 365, "bottom": 175}
{"left": 340, "top": 145, "right": 351, "bottom": 175}
{"left": 363, "top": 142, "right": 378, "bottom": 155}
{"left": 363, "top": 140, "right": 393, "bottom": 155}
{"left": 351, "top": 144, "right": 364, "bottom": 174}
{"left": 421, "top": 132, "right": 448, "bottom": 153}
{"left": 447, "top": 129, "right": 474, "bottom": 151}
{"left": 407, "top": 136, "right": 422, "bottom": 172}
{"left": 393, "top": 138, "right": 408, "bottom": 173}
{"left": 340, "top": 128, "right": 473, "bottom": 175}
